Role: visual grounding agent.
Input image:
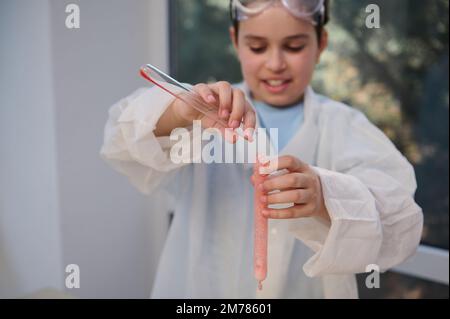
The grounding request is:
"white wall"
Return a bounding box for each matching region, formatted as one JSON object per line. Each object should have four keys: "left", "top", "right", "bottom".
{"left": 0, "top": 0, "right": 63, "bottom": 298}
{"left": 0, "top": 0, "right": 170, "bottom": 298}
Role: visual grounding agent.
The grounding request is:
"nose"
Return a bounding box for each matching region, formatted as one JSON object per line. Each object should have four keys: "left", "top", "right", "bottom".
{"left": 265, "top": 48, "right": 287, "bottom": 73}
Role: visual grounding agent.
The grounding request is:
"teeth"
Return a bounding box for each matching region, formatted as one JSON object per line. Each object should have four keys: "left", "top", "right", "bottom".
{"left": 266, "top": 80, "right": 285, "bottom": 86}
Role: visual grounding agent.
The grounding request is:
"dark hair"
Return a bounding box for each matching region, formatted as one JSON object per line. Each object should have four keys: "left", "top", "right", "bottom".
{"left": 229, "top": 0, "right": 330, "bottom": 44}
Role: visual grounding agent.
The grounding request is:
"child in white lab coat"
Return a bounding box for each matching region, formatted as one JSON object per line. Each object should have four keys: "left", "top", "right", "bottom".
{"left": 101, "top": 0, "right": 423, "bottom": 298}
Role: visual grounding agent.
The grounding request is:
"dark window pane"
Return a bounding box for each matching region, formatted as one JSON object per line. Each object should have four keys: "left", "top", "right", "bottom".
{"left": 313, "top": 0, "right": 449, "bottom": 250}
{"left": 170, "top": 0, "right": 241, "bottom": 83}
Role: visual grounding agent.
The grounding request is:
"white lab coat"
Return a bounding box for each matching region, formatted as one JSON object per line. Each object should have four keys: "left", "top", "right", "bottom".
{"left": 100, "top": 82, "right": 423, "bottom": 299}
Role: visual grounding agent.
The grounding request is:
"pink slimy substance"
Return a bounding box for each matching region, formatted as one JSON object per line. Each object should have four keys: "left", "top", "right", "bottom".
{"left": 254, "top": 159, "right": 268, "bottom": 290}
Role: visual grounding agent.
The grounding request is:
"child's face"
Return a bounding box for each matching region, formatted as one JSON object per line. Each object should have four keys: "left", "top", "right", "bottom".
{"left": 230, "top": 6, "right": 327, "bottom": 107}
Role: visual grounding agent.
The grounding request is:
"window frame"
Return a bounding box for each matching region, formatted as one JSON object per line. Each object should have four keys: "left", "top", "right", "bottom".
{"left": 392, "top": 245, "right": 449, "bottom": 285}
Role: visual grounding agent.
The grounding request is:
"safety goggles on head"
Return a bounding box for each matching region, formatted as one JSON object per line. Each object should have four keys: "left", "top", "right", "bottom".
{"left": 230, "top": 0, "right": 325, "bottom": 26}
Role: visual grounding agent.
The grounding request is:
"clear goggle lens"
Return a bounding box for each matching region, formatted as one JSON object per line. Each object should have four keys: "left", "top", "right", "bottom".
{"left": 233, "top": 0, "right": 324, "bottom": 23}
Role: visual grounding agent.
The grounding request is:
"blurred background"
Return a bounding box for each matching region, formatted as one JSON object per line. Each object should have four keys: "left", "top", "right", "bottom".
{"left": 0, "top": 0, "right": 448, "bottom": 298}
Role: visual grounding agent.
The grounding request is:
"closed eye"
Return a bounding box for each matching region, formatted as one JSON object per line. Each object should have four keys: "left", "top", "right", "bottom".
{"left": 249, "top": 45, "right": 305, "bottom": 54}
{"left": 250, "top": 46, "right": 266, "bottom": 54}
{"left": 285, "top": 45, "right": 305, "bottom": 52}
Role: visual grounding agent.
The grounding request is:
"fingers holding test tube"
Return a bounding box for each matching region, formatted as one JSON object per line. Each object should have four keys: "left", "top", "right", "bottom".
{"left": 204, "top": 81, "right": 233, "bottom": 121}
{"left": 140, "top": 65, "right": 255, "bottom": 143}
{"left": 191, "top": 82, "right": 256, "bottom": 142}
{"left": 252, "top": 155, "right": 331, "bottom": 222}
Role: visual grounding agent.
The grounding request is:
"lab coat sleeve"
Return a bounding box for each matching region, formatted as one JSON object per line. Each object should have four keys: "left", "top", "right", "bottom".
{"left": 289, "top": 106, "right": 424, "bottom": 277}
{"left": 100, "top": 84, "right": 197, "bottom": 195}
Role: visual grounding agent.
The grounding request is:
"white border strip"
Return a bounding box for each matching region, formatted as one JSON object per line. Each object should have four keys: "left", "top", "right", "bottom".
{"left": 392, "top": 245, "right": 449, "bottom": 285}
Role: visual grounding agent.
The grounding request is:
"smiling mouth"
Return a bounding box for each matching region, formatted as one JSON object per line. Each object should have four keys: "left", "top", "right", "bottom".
{"left": 262, "top": 79, "right": 292, "bottom": 93}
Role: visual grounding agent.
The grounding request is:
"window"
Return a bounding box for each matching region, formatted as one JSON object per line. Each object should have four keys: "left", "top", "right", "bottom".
{"left": 169, "top": 0, "right": 449, "bottom": 298}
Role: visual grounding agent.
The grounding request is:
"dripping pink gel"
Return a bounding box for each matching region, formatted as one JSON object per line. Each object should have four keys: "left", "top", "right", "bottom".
{"left": 254, "top": 158, "right": 268, "bottom": 290}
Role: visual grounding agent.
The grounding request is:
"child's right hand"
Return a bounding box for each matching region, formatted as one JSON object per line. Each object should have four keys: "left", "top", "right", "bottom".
{"left": 172, "top": 81, "right": 256, "bottom": 140}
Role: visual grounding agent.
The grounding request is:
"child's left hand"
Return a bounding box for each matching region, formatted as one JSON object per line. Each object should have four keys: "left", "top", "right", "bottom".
{"left": 251, "top": 155, "right": 330, "bottom": 223}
